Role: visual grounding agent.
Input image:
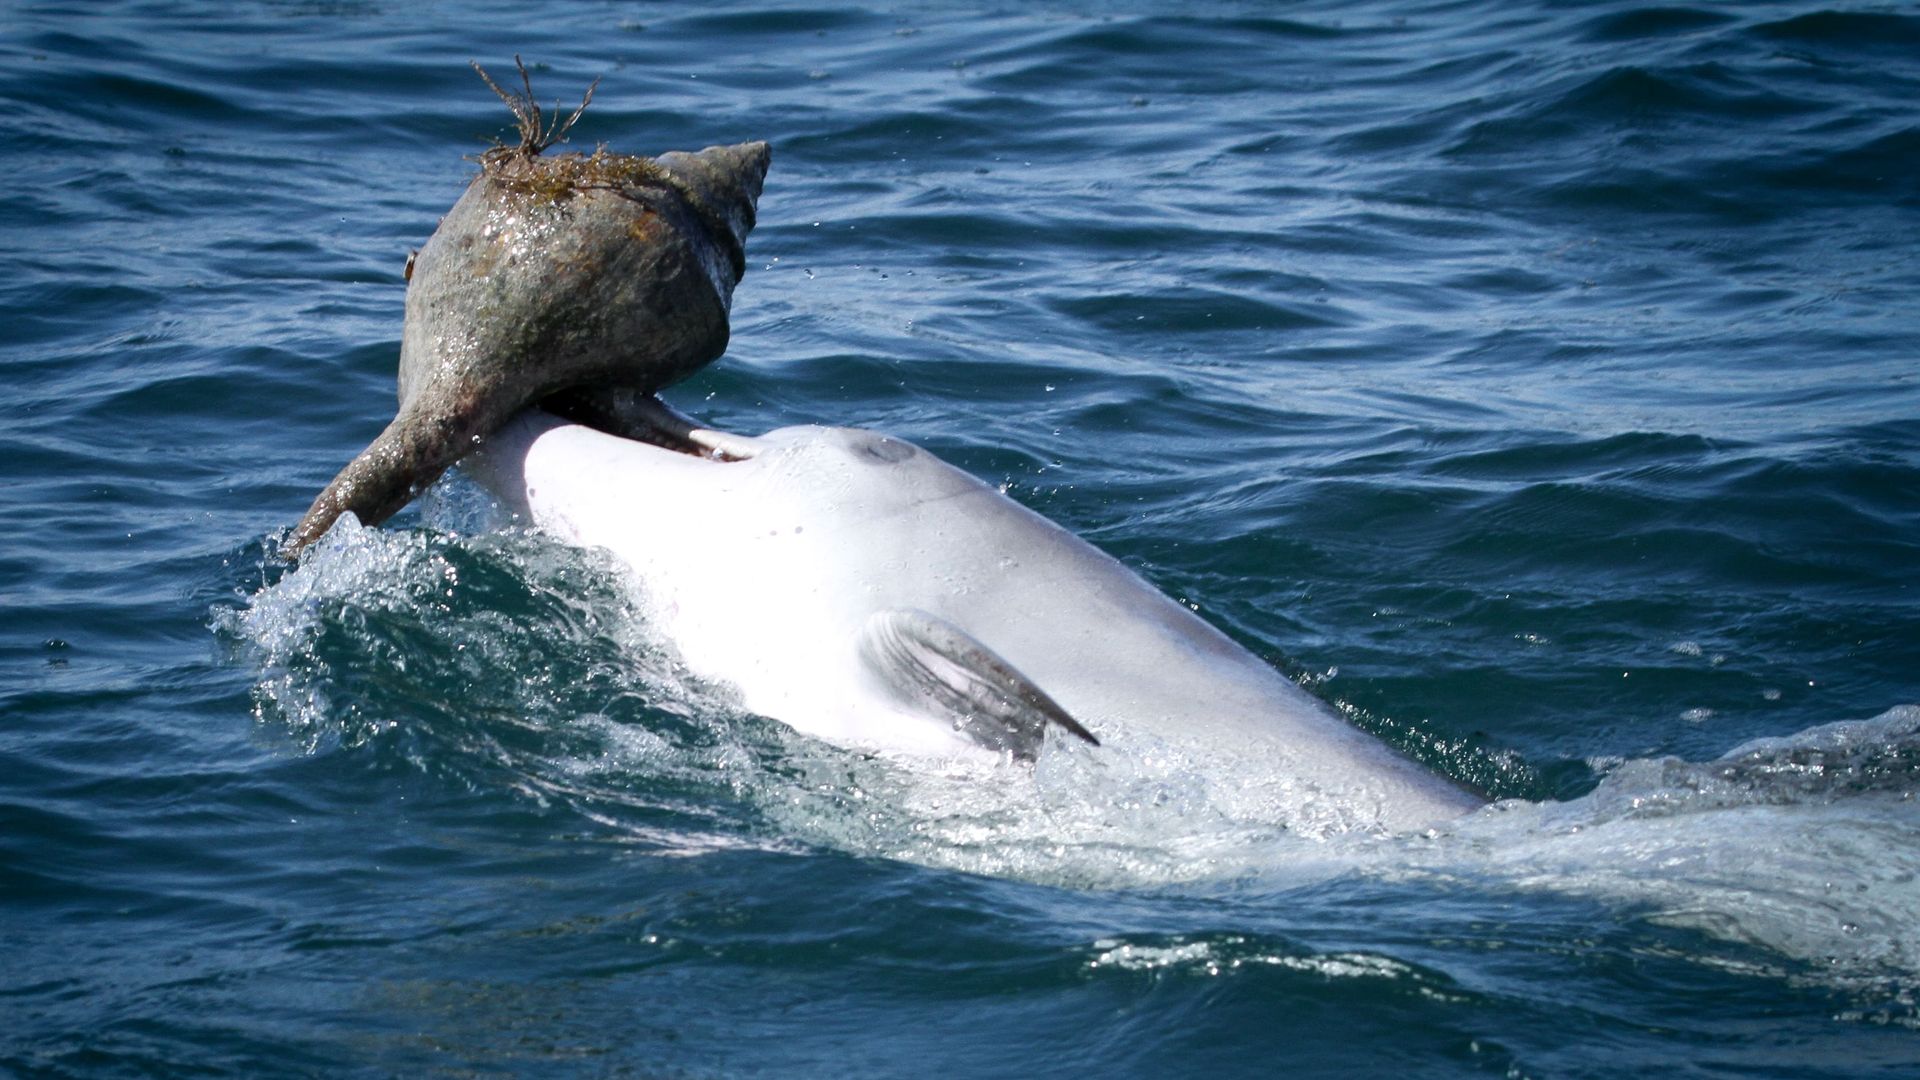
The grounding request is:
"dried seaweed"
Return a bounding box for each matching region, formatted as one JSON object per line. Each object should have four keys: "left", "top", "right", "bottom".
{"left": 471, "top": 56, "right": 663, "bottom": 200}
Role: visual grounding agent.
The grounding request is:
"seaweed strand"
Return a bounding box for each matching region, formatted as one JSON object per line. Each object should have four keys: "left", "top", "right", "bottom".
{"left": 468, "top": 57, "right": 660, "bottom": 201}
{"left": 472, "top": 55, "right": 599, "bottom": 158}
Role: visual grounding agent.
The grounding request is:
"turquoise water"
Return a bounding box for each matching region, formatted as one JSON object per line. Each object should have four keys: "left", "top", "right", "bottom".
{"left": 5, "top": 2, "right": 1919, "bottom": 1075}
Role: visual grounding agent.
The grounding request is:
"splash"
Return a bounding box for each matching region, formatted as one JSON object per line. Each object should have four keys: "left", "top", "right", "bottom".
{"left": 218, "top": 501, "right": 1920, "bottom": 1010}
{"left": 215, "top": 496, "right": 787, "bottom": 856}
{"left": 1430, "top": 708, "right": 1920, "bottom": 974}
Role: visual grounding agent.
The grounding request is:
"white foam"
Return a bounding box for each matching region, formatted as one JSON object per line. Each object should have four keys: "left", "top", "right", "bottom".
{"left": 220, "top": 517, "right": 1920, "bottom": 1001}
{"left": 1414, "top": 707, "right": 1920, "bottom": 987}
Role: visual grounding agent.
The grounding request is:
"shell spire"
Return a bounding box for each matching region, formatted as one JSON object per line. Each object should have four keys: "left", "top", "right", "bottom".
{"left": 654, "top": 141, "right": 772, "bottom": 281}
{"left": 283, "top": 62, "right": 771, "bottom": 557}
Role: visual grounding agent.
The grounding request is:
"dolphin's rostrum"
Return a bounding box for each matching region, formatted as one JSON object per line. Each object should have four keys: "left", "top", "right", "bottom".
{"left": 285, "top": 60, "right": 769, "bottom": 556}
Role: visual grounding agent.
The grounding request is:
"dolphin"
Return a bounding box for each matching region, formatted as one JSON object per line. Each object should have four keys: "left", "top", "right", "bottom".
{"left": 466, "top": 403, "right": 1486, "bottom": 833}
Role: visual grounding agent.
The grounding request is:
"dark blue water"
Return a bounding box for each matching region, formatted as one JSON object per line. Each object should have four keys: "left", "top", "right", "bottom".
{"left": 5, "top": 2, "right": 1919, "bottom": 1075}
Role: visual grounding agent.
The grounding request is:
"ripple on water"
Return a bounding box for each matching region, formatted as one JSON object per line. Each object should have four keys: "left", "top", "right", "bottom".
{"left": 5, "top": 1, "right": 1920, "bottom": 1073}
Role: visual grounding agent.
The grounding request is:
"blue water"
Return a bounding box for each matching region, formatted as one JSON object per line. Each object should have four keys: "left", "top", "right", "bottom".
{"left": 5, "top": 1, "right": 1919, "bottom": 1075}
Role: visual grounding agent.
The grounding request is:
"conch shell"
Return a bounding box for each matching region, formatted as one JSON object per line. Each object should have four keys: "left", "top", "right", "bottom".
{"left": 285, "top": 60, "right": 769, "bottom": 555}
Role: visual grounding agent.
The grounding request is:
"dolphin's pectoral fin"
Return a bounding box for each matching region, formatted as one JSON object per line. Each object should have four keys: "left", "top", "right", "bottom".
{"left": 857, "top": 609, "right": 1100, "bottom": 761}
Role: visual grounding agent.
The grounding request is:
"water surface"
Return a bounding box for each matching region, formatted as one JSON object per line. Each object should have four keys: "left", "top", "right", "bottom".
{"left": 4, "top": 2, "right": 1918, "bottom": 1075}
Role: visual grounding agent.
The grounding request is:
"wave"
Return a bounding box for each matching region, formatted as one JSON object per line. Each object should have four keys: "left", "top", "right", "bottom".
{"left": 221, "top": 500, "right": 1920, "bottom": 1014}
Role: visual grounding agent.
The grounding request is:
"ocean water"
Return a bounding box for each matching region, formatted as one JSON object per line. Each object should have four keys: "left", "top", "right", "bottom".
{"left": 4, "top": 1, "right": 1919, "bottom": 1075}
